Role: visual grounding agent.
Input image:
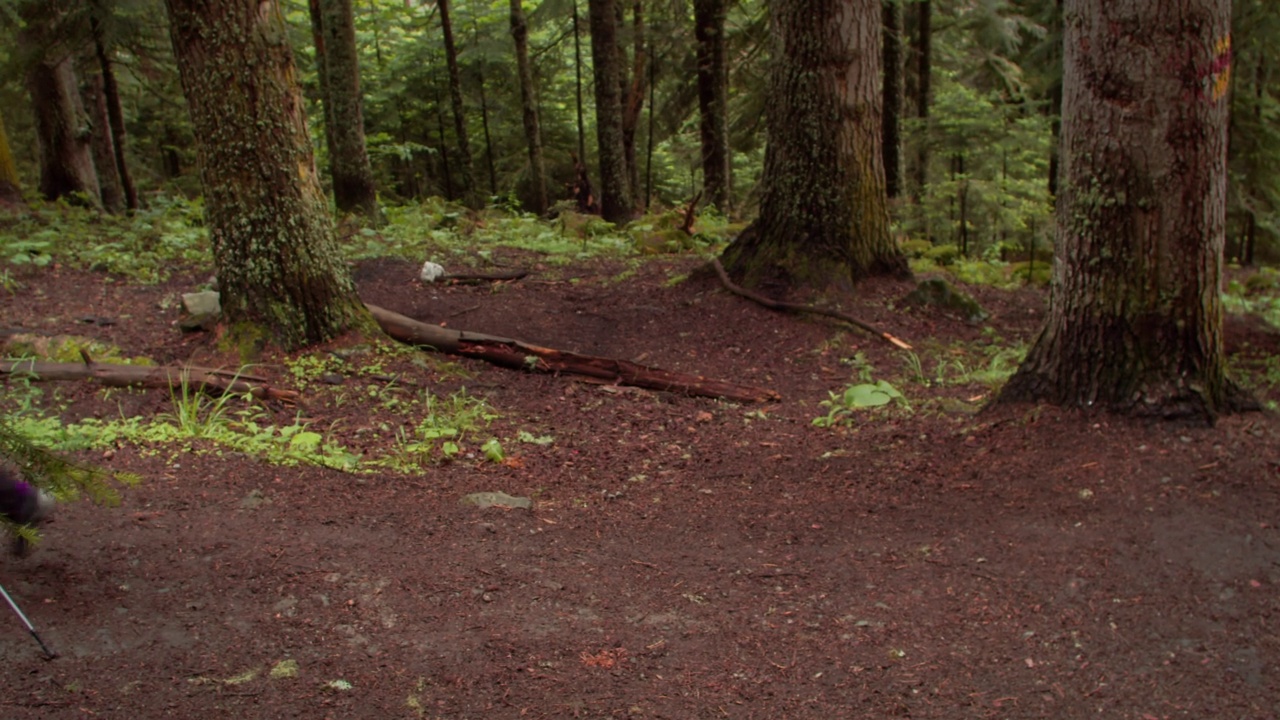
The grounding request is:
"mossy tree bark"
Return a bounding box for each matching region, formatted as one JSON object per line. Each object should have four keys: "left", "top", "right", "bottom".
{"left": 164, "top": 0, "right": 372, "bottom": 351}
{"left": 997, "top": 0, "right": 1241, "bottom": 422}
{"left": 694, "top": 0, "right": 731, "bottom": 213}
{"left": 311, "top": 0, "right": 380, "bottom": 221}
{"left": 588, "top": 0, "right": 635, "bottom": 224}
{"left": 20, "top": 2, "right": 101, "bottom": 207}
{"left": 720, "top": 0, "right": 908, "bottom": 295}
{"left": 510, "top": 0, "right": 548, "bottom": 215}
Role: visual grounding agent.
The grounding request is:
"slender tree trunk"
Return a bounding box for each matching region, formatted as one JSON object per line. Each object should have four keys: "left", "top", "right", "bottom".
{"left": 620, "top": 0, "right": 647, "bottom": 206}
{"left": 164, "top": 0, "right": 371, "bottom": 350}
{"left": 588, "top": 0, "right": 635, "bottom": 223}
{"left": 720, "top": 0, "right": 908, "bottom": 295}
{"left": 81, "top": 69, "right": 125, "bottom": 213}
{"left": 0, "top": 111, "right": 22, "bottom": 208}
{"left": 20, "top": 2, "right": 101, "bottom": 207}
{"left": 694, "top": 0, "right": 731, "bottom": 213}
{"left": 439, "top": 0, "right": 477, "bottom": 207}
{"left": 573, "top": 0, "right": 587, "bottom": 163}
{"left": 1046, "top": 0, "right": 1063, "bottom": 197}
{"left": 911, "top": 0, "right": 931, "bottom": 202}
{"left": 476, "top": 65, "right": 498, "bottom": 198}
{"left": 881, "top": 0, "right": 904, "bottom": 199}
{"left": 511, "top": 0, "right": 548, "bottom": 214}
{"left": 314, "top": 0, "right": 380, "bottom": 220}
{"left": 999, "top": 0, "right": 1242, "bottom": 422}
{"left": 90, "top": 16, "right": 139, "bottom": 211}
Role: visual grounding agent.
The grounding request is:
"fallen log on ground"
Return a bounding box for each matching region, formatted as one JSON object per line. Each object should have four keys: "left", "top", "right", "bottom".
{"left": 366, "top": 304, "right": 779, "bottom": 403}
{"left": 709, "top": 257, "right": 912, "bottom": 350}
{"left": 0, "top": 358, "right": 300, "bottom": 404}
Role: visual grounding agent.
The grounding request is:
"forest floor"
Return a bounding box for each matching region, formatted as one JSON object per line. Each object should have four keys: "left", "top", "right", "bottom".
{"left": 1, "top": 251, "right": 1279, "bottom": 719}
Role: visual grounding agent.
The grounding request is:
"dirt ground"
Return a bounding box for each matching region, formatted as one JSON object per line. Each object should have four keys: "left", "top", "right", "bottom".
{"left": 1, "top": 253, "right": 1279, "bottom": 719}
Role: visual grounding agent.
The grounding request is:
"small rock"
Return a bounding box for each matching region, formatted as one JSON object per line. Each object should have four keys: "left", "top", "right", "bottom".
{"left": 179, "top": 291, "right": 222, "bottom": 332}
{"left": 419, "top": 261, "right": 447, "bottom": 283}
{"left": 460, "top": 491, "right": 532, "bottom": 510}
{"left": 241, "top": 488, "right": 271, "bottom": 510}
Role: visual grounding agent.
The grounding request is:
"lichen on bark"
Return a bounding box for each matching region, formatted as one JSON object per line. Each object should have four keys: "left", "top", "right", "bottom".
{"left": 165, "top": 0, "right": 373, "bottom": 351}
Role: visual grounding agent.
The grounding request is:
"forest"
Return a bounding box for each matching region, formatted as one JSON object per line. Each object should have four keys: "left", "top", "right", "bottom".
{"left": 0, "top": 0, "right": 1279, "bottom": 718}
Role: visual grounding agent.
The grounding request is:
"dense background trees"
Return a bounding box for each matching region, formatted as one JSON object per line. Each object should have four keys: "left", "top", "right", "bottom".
{"left": 0, "top": 0, "right": 1276, "bottom": 268}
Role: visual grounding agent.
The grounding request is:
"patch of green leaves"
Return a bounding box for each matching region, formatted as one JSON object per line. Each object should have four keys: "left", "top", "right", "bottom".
{"left": 813, "top": 380, "right": 911, "bottom": 427}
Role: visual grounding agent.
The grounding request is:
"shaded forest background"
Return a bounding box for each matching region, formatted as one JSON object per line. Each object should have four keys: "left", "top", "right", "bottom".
{"left": 2, "top": 0, "right": 1278, "bottom": 266}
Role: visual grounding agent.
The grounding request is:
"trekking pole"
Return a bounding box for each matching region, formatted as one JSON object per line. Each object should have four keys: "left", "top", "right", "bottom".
{"left": 0, "top": 582, "right": 56, "bottom": 659}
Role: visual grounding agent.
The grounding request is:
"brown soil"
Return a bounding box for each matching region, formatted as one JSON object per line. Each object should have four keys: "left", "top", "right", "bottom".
{"left": 1, "top": 254, "right": 1279, "bottom": 719}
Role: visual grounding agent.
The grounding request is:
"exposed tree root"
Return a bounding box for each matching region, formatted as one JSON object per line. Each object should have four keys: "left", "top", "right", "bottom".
{"left": 708, "top": 257, "right": 912, "bottom": 350}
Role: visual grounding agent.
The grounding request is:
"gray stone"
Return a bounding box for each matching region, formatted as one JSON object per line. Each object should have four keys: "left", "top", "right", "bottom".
{"left": 460, "top": 491, "right": 532, "bottom": 510}
{"left": 179, "top": 291, "right": 222, "bottom": 332}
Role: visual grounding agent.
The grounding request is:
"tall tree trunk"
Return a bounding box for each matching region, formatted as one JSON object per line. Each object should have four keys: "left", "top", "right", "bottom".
{"left": 720, "top": 0, "right": 908, "bottom": 295}
{"left": 910, "top": 0, "right": 931, "bottom": 203}
{"left": 20, "top": 2, "right": 101, "bottom": 207}
{"left": 998, "top": 0, "right": 1242, "bottom": 422}
{"left": 573, "top": 0, "right": 587, "bottom": 163}
{"left": 881, "top": 0, "right": 904, "bottom": 199}
{"left": 588, "top": 0, "right": 635, "bottom": 223}
{"left": 81, "top": 69, "right": 125, "bottom": 213}
{"left": 1046, "top": 0, "right": 1063, "bottom": 197}
{"left": 0, "top": 111, "right": 22, "bottom": 208}
{"left": 164, "top": 0, "right": 371, "bottom": 350}
{"left": 312, "top": 0, "right": 381, "bottom": 221}
{"left": 90, "top": 15, "right": 139, "bottom": 212}
{"left": 694, "top": 0, "right": 731, "bottom": 213}
{"left": 511, "top": 0, "right": 548, "bottom": 215}
{"left": 439, "top": 0, "right": 477, "bottom": 207}
{"left": 620, "top": 0, "right": 647, "bottom": 205}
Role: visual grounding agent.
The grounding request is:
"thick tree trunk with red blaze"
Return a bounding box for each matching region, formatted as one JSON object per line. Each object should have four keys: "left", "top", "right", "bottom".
{"left": 721, "top": 0, "right": 907, "bottom": 295}
{"left": 999, "top": 0, "right": 1246, "bottom": 422}
{"left": 165, "top": 0, "right": 371, "bottom": 350}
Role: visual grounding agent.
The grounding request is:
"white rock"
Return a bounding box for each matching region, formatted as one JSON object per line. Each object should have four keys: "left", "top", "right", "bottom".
{"left": 419, "top": 261, "right": 446, "bottom": 283}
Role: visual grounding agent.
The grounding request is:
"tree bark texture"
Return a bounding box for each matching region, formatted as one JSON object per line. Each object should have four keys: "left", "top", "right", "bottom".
{"left": 911, "top": 0, "right": 931, "bottom": 201}
{"left": 720, "top": 0, "right": 908, "bottom": 295}
{"left": 0, "top": 111, "right": 21, "bottom": 207}
{"left": 999, "top": 0, "right": 1238, "bottom": 421}
{"left": 881, "top": 0, "right": 904, "bottom": 199}
{"left": 694, "top": 0, "right": 731, "bottom": 213}
{"left": 164, "top": 0, "right": 370, "bottom": 350}
{"left": 620, "top": 1, "right": 647, "bottom": 205}
{"left": 91, "top": 15, "right": 139, "bottom": 211}
{"left": 510, "top": 0, "right": 548, "bottom": 214}
{"left": 80, "top": 69, "right": 125, "bottom": 213}
{"left": 20, "top": 2, "right": 101, "bottom": 207}
{"left": 439, "top": 0, "right": 477, "bottom": 208}
{"left": 588, "top": 0, "right": 635, "bottom": 223}
{"left": 314, "top": 0, "right": 380, "bottom": 220}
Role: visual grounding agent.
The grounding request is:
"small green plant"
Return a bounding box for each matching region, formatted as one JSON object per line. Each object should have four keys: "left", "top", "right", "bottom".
{"left": 813, "top": 380, "right": 910, "bottom": 427}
